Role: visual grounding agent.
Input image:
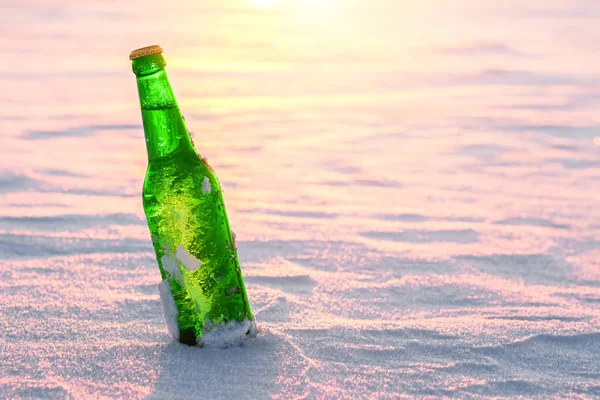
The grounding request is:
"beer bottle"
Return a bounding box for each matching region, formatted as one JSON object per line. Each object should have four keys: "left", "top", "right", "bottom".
{"left": 130, "top": 45, "right": 256, "bottom": 346}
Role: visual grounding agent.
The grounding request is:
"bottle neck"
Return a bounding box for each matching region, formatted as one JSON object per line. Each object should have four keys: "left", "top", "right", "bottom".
{"left": 133, "top": 54, "right": 195, "bottom": 161}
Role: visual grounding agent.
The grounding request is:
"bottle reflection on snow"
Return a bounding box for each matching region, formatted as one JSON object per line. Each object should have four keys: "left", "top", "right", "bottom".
{"left": 130, "top": 45, "right": 256, "bottom": 346}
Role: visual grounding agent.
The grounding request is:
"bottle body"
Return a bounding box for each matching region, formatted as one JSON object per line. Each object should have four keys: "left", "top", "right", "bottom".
{"left": 132, "top": 46, "right": 255, "bottom": 346}
{"left": 144, "top": 150, "right": 254, "bottom": 345}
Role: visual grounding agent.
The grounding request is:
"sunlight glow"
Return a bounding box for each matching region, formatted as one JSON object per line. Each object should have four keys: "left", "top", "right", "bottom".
{"left": 249, "top": 0, "right": 280, "bottom": 8}
{"left": 249, "top": 0, "right": 339, "bottom": 10}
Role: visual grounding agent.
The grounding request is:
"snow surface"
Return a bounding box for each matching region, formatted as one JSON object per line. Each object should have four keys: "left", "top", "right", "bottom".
{"left": 1, "top": 1, "right": 600, "bottom": 398}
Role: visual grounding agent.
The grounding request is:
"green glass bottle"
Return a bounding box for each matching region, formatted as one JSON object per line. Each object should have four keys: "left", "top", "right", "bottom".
{"left": 130, "top": 45, "right": 255, "bottom": 346}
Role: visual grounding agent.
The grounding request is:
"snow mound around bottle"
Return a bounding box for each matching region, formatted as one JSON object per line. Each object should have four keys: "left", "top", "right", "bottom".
{"left": 198, "top": 318, "right": 257, "bottom": 348}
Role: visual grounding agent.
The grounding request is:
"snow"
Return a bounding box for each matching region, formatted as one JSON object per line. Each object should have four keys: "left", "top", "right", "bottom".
{"left": 198, "top": 318, "right": 257, "bottom": 348}
{"left": 175, "top": 245, "right": 202, "bottom": 271}
{"left": 157, "top": 280, "right": 180, "bottom": 341}
{"left": 160, "top": 249, "right": 183, "bottom": 283}
{"left": 202, "top": 176, "right": 211, "bottom": 194}
{"left": 1, "top": 1, "right": 600, "bottom": 398}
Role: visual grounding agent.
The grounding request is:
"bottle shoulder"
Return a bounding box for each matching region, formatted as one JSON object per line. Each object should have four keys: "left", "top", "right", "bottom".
{"left": 143, "top": 151, "right": 217, "bottom": 195}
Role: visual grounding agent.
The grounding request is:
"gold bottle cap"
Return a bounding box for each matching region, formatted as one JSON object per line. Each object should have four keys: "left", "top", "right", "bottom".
{"left": 129, "top": 45, "right": 163, "bottom": 60}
